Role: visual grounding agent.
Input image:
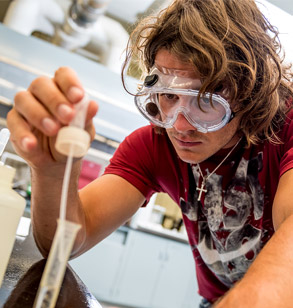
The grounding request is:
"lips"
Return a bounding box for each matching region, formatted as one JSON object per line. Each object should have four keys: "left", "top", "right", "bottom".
{"left": 174, "top": 136, "right": 202, "bottom": 147}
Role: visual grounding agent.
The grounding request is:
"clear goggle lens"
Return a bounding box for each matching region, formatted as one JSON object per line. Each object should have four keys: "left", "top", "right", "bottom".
{"left": 135, "top": 89, "right": 232, "bottom": 133}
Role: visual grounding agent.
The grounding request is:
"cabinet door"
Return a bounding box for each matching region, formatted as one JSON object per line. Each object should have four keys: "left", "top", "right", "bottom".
{"left": 182, "top": 274, "right": 203, "bottom": 308}
{"left": 151, "top": 241, "right": 201, "bottom": 308}
{"left": 69, "top": 228, "right": 128, "bottom": 302}
{"left": 114, "top": 230, "right": 165, "bottom": 308}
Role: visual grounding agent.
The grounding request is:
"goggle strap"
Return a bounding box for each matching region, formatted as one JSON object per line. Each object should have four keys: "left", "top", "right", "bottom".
{"left": 228, "top": 111, "right": 236, "bottom": 123}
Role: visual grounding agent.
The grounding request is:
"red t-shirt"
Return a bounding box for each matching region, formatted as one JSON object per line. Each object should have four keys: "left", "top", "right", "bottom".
{"left": 104, "top": 109, "right": 293, "bottom": 302}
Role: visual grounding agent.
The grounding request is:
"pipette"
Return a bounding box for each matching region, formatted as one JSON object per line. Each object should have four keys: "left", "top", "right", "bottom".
{"left": 33, "top": 94, "right": 91, "bottom": 308}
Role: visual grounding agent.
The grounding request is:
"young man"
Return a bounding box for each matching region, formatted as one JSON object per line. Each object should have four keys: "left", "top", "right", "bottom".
{"left": 6, "top": 0, "right": 293, "bottom": 307}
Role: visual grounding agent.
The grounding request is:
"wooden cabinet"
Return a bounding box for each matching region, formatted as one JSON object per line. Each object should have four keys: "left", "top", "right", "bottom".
{"left": 70, "top": 227, "right": 202, "bottom": 308}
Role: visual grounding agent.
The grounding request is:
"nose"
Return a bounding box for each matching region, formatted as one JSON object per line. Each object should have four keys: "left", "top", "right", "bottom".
{"left": 172, "top": 112, "right": 196, "bottom": 133}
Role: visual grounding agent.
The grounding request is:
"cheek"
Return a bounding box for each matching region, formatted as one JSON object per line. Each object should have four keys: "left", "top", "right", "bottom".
{"left": 228, "top": 116, "right": 241, "bottom": 133}
{"left": 208, "top": 117, "right": 241, "bottom": 145}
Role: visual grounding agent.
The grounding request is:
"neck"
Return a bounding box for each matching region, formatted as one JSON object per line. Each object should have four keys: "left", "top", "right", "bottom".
{"left": 197, "top": 137, "right": 242, "bottom": 175}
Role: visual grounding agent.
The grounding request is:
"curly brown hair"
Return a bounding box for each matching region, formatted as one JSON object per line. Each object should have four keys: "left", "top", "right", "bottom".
{"left": 122, "top": 0, "right": 293, "bottom": 146}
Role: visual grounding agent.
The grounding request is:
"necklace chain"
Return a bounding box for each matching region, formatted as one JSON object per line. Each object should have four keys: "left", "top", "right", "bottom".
{"left": 196, "top": 138, "right": 241, "bottom": 201}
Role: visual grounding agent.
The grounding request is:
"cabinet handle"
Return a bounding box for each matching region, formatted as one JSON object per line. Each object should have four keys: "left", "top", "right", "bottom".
{"left": 107, "top": 228, "right": 128, "bottom": 245}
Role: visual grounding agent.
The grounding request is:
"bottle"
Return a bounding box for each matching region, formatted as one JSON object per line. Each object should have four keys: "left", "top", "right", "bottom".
{"left": 0, "top": 128, "right": 26, "bottom": 287}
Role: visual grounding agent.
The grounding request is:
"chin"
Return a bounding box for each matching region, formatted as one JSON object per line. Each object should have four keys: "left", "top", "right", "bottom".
{"left": 176, "top": 150, "right": 202, "bottom": 164}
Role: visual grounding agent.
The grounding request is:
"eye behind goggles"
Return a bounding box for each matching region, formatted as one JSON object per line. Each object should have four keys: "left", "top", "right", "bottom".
{"left": 135, "top": 79, "right": 233, "bottom": 133}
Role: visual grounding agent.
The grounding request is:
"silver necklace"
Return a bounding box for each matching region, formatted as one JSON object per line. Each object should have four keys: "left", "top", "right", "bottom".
{"left": 196, "top": 138, "right": 241, "bottom": 201}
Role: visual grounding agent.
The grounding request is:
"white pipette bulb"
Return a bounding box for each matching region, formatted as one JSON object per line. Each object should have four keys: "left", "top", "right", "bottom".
{"left": 55, "top": 94, "right": 91, "bottom": 158}
{"left": 0, "top": 128, "right": 10, "bottom": 158}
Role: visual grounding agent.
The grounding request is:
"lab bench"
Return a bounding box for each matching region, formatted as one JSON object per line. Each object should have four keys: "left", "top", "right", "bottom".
{"left": 0, "top": 218, "right": 102, "bottom": 308}
{"left": 0, "top": 216, "right": 201, "bottom": 308}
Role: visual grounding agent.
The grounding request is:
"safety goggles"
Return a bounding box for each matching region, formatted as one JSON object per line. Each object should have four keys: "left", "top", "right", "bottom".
{"left": 134, "top": 67, "right": 233, "bottom": 133}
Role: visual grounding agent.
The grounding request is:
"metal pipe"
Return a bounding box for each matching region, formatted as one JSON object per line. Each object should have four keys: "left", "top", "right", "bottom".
{"left": 69, "top": 0, "right": 111, "bottom": 27}
{"left": 52, "top": 0, "right": 112, "bottom": 51}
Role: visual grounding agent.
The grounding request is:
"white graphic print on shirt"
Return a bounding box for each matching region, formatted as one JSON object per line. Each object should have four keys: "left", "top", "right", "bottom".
{"left": 181, "top": 153, "right": 265, "bottom": 287}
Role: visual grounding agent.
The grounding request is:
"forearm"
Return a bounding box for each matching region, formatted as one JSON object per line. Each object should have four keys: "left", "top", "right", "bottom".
{"left": 214, "top": 214, "right": 293, "bottom": 307}
{"left": 30, "top": 161, "right": 86, "bottom": 257}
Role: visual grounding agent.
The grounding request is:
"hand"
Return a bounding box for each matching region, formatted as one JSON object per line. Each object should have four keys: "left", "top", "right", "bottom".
{"left": 7, "top": 67, "right": 99, "bottom": 170}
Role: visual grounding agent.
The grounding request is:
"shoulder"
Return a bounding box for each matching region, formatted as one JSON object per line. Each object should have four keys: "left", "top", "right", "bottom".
{"left": 264, "top": 102, "right": 293, "bottom": 177}
{"left": 125, "top": 124, "right": 155, "bottom": 142}
{"left": 265, "top": 100, "right": 293, "bottom": 147}
{"left": 122, "top": 125, "right": 171, "bottom": 154}
{"left": 109, "top": 125, "right": 173, "bottom": 170}
{"left": 277, "top": 104, "right": 293, "bottom": 144}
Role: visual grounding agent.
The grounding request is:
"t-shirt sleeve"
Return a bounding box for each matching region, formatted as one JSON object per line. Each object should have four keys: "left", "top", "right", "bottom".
{"left": 279, "top": 107, "right": 293, "bottom": 177}
{"left": 103, "top": 126, "right": 162, "bottom": 203}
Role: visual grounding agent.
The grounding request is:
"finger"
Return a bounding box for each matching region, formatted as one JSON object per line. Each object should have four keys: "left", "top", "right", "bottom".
{"left": 6, "top": 108, "right": 38, "bottom": 153}
{"left": 28, "top": 76, "right": 75, "bottom": 125}
{"left": 54, "top": 67, "right": 85, "bottom": 103}
{"left": 86, "top": 122, "right": 97, "bottom": 142}
{"left": 85, "top": 100, "right": 99, "bottom": 124}
{"left": 84, "top": 100, "right": 99, "bottom": 138}
{"left": 14, "top": 90, "right": 61, "bottom": 136}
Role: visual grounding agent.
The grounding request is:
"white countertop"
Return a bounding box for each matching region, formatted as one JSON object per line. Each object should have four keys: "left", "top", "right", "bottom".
{"left": 135, "top": 221, "right": 189, "bottom": 243}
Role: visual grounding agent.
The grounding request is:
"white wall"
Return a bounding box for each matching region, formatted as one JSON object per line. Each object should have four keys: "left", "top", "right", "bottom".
{"left": 258, "top": 0, "right": 293, "bottom": 64}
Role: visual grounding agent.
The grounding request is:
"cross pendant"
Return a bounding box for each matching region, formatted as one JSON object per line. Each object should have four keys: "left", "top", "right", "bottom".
{"left": 196, "top": 182, "right": 207, "bottom": 201}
